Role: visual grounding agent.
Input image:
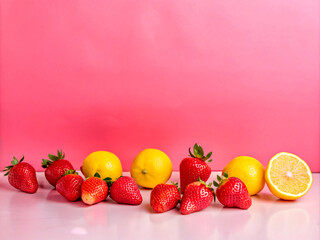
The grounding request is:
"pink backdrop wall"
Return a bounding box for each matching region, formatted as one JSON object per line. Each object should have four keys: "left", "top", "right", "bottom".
{"left": 1, "top": 1, "right": 319, "bottom": 172}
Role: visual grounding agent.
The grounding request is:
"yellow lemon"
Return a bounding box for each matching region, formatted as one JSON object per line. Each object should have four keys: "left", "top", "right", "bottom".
{"left": 81, "top": 151, "right": 122, "bottom": 180}
{"left": 223, "top": 156, "right": 265, "bottom": 195}
{"left": 265, "top": 152, "right": 313, "bottom": 200}
{"left": 130, "top": 149, "right": 172, "bottom": 188}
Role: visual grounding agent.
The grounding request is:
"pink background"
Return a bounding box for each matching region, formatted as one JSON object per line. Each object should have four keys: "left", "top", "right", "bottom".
{"left": 1, "top": 1, "right": 319, "bottom": 172}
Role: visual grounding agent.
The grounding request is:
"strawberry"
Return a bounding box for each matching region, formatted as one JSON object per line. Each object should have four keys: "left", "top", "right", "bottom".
{"left": 180, "top": 180, "right": 214, "bottom": 215}
{"left": 179, "top": 143, "right": 212, "bottom": 193}
{"left": 41, "top": 149, "right": 74, "bottom": 187}
{"left": 150, "top": 183, "right": 181, "bottom": 213}
{"left": 56, "top": 170, "right": 83, "bottom": 201}
{"left": 81, "top": 173, "right": 109, "bottom": 205}
{"left": 213, "top": 173, "right": 252, "bottom": 209}
{"left": 110, "top": 176, "right": 143, "bottom": 205}
{"left": 2, "top": 156, "right": 38, "bottom": 193}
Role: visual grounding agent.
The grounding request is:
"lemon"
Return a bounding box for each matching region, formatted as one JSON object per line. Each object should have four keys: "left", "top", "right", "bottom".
{"left": 223, "top": 156, "right": 265, "bottom": 195}
{"left": 130, "top": 149, "right": 172, "bottom": 188}
{"left": 265, "top": 152, "right": 313, "bottom": 200}
{"left": 81, "top": 151, "right": 122, "bottom": 180}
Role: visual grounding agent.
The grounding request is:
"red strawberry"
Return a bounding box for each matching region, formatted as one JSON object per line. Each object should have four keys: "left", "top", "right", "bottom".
{"left": 179, "top": 143, "right": 212, "bottom": 193}
{"left": 214, "top": 173, "right": 252, "bottom": 209}
{"left": 56, "top": 170, "right": 83, "bottom": 201}
{"left": 150, "top": 183, "right": 181, "bottom": 213}
{"left": 41, "top": 149, "right": 74, "bottom": 187}
{"left": 2, "top": 156, "right": 38, "bottom": 193}
{"left": 81, "top": 173, "right": 109, "bottom": 205}
{"left": 110, "top": 176, "right": 142, "bottom": 205}
{"left": 180, "top": 180, "right": 214, "bottom": 215}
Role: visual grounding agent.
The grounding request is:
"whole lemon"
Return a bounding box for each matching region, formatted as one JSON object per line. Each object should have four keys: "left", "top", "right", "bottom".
{"left": 81, "top": 151, "right": 122, "bottom": 180}
{"left": 223, "top": 156, "right": 265, "bottom": 195}
{"left": 130, "top": 149, "right": 172, "bottom": 188}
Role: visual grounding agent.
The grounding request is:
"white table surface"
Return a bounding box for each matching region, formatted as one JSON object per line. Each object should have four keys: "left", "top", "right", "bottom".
{"left": 0, "top": 172, "right": 319, "bottom": 240}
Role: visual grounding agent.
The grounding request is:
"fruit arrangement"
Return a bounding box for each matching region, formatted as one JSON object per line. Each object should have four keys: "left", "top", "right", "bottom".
{"left": 1, "top": 145, "right": 313, "bottom": 215}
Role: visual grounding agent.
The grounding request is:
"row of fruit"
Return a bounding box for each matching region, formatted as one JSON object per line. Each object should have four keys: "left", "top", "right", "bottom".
{"left": 2, "top": 143, "right": 313, "bottom": 215}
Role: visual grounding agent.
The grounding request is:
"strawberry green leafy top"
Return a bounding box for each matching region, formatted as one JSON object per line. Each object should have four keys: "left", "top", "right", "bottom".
{"left": 213, "top": 172, "right": 229, "bottom": 187}
{"left": 189, "top": 143, "right": 213, "bottom": 162}
{"left": 2, "top": 156, "right": 24, "bottom": 176}
{"left": 41, "top": 149, "right": 65, "bottom": 168}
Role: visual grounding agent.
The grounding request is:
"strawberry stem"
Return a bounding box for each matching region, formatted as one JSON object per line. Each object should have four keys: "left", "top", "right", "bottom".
{"left": 41, "top": 149, "right": 65, "bottom": 168}
{"left": 103, "top": 177, "right": 113, "bottom": 189}
{"left": 188, "top": 143, "right": 213, "bottom": 162}
{"left": 213, "top": 172, "right": 229, "bottom": 188}
{"left": 94, "top": 172, "right": 101, "bottom": 178}
{"left": 62, "top": 169, "right": 78, "bottom": 177}
{"left": 171, "top": 181, "right": 181, "bottom": 193}
{"left": 93, "top": 172, "right": 114, "bottom": 188}
{"left": 2, "top": 156, "right": 24, "bottom": 176}
{"left": 197, "top": 178, "right": 216, "bottom": 201}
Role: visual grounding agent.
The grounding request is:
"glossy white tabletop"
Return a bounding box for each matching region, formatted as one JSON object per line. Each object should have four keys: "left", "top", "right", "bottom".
{"left": 0, "top": 172, "right": 319, "bottom": 240}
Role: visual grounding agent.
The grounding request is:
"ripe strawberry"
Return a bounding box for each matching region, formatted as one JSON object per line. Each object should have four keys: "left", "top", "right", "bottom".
{"left": 150, "top": 183, "right": 181, "bottom": 213}
{"left": 56, "top": 170, "right": 83, "bottom": 201}
{"left": 2, "top": 156, "right": 38, "bottom": 193}
{"left": 214, "top": 173, "right": 252, "bottom": 209}
{"left": 180, "top": 180, "right": 214, "bottom": 215}
{"left": 81, "top": 173, "right": 109, "bottom": 205}
{"left": 179, "top": 143, "right": 212, "bottom": 193}
{"left": 110, "top": 176, "right": 142, "bottom": 205}
{"left": 41, "top": 149, "right": 74, "bottom": 187}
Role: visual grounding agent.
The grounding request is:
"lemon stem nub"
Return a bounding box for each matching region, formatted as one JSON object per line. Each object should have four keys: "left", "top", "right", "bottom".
{"left": 142, "top": 169, "right": 147, "bottom": 174}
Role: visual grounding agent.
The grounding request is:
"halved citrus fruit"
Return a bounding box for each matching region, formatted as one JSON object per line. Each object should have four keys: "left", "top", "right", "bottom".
{"left": 265, "top": 152, "right": 313, "bottom": 200}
